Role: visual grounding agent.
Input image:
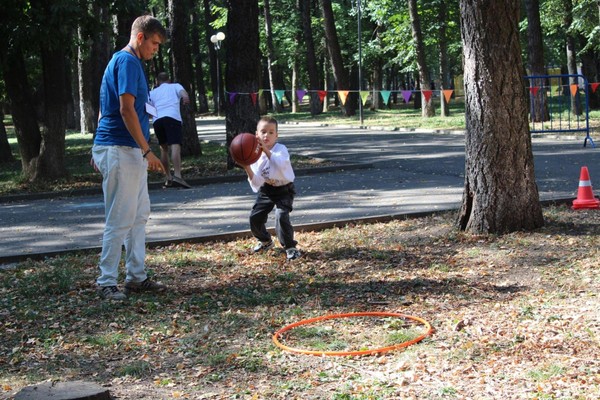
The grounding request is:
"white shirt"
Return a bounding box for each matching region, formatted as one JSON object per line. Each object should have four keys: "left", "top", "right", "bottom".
{"left": 248, "top": 142, "right": 295, "bottom": 193}
{"left": 148, "top": 82, "right": 186, "bottom": 122}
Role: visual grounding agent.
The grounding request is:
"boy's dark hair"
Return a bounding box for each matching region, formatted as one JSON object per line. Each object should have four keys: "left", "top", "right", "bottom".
{"left": 157, "top": 72, "right": 170, "bottom": 84}
{"left": 132, "top": 15, "right": 167, "bottom": 42}
{"left": 258, "top": 115, "right": 278, "bottom": 131}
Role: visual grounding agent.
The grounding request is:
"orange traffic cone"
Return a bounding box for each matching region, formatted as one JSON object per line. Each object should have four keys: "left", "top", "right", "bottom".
{"left": 572, "top": 166, "right": 600, "bottom": 210}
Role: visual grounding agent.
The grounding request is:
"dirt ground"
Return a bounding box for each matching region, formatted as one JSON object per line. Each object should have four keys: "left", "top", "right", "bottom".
{"left": 1, "top": 205, "right": 599, "bottom": 399}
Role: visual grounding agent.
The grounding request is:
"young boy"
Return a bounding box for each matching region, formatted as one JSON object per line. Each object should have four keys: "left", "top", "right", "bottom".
{"left": 241, "top": 116, "right": 301, "bottom": 261}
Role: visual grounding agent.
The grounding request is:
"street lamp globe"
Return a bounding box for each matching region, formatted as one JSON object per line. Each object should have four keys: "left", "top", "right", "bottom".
{"left": 216, "top": 32, "right": 225, "bottom": 41}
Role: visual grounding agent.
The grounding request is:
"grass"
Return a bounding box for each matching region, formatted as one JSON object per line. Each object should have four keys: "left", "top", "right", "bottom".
{"left": 1, "top": 205, "right": 598, "bottom": 398}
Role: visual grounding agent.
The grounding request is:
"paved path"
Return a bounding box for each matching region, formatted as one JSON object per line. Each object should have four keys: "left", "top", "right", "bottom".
{"left": 1, "top": 118, "right": 597, "bottom": 263}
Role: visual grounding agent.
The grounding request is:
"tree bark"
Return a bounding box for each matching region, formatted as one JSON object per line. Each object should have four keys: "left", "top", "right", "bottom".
{"left": 169, "top": 0, "right": 201, "bottom": 157}
{"left": 30, "top": 45, "right": 69, "bottom": 183}
{"left": 299, "top": 0, "right": 321, "bottom": 116}
{"left": 438, "top": 0, "right": 450, "bottom": 117}
{"left": 457, "top": 0, "right": 543, "bottom": 234}
{"left": 321, "top": 0, "right": 355, "bottom": 116}
{"left": 264, "top": 0, "right": 283, "bottom": 113}
{"left": 225, "top": 0, "right": 261, "bottom": 169}
{"left": 78, "top": 24, "right": 96, "bottom": 134}
{"left": 408, "top": 0, "right": 435, "bottom": 117}
{"left": 191, "top": 4, "right": 209, "bottom": 114}
{"left": 0, "top": 48, "right": 41, "bottom": 176}
{"left": 563, "top": 0, "right": 581, "bottom": 115}
{"left": 525, "top": 0, "right": 550, "bottom": 122}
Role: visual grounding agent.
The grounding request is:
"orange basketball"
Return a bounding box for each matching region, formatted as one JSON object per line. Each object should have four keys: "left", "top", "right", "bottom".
{"left": 230, "top": 133, "right": 262, "bottom": 165}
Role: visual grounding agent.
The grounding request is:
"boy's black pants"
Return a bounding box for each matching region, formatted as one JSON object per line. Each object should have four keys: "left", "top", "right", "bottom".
{"left": 249, "top": 183, "right": 297, "bottom": 249}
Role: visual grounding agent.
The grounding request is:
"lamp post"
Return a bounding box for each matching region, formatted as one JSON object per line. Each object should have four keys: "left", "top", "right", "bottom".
{"left": 210, "top": 31, "right": 225, "bottom": 117}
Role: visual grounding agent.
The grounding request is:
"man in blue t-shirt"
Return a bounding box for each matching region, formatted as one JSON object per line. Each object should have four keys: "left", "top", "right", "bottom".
{"left": 92, "top": 15, "right": 168, "bottom": 301}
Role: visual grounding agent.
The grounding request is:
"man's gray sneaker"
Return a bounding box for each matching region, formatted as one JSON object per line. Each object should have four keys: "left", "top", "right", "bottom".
{"left": 98, "top": 286, "right": 127, "bottom": 301}
{"left": 124, "top": 278, "right": 167, "bottom": 294}
{"left": 286, "top": 248, "right": 301, "bottom": 261}
{"left": 253, "top": 240, "right": 274, "bottom": 253}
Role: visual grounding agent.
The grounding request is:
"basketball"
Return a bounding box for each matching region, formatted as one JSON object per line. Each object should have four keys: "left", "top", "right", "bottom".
{"left": 230, "top": 133, "right": 262, "bottom": 165}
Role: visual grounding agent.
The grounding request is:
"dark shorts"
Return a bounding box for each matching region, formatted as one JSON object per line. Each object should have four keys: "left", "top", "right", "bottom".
{"left": 153, "top": 117, "right": 183, "bottom": 145}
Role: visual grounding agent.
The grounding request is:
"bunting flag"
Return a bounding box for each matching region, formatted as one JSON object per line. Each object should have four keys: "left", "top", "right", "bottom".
{"left": 228, "top": 92, "right": 237, "bottom": 104}
{"left": 275, "top": 90, "right": 285, "bottom": 104}
{"left": 591, "top": 83, "right": 600, "bottom": 93}
{"left": 250, "top": 92, "right": 257, "bottom": 106}
{"left": 380, "top": 90, "right": 391, "bottom": 105}
{"left": 401, "top": 90, "right": 412, "bottom": 103}
{"left": 338, "top": 90, "right": 349, "bottom": 105}
{"left": 529, "top": 87, "right": 540, "bottom": 96}
{"left": 570, "top": 84, "right": 578, "bottom": 97}
{"left": 360, "top": 91, "right": 370, "bottom": 106}
{"left": 422, "top": 90, "right": 433, "bottom": 103}
{"left": 258, "top": 89, "right": 264, "bottom": 99}
{"left": 442, "top": 89, "right": 454, "bottom": 104}
{"left": 317, "top": 90, "right": 327, "bottom": 102}
{"left": 296, "top": 89, "right": 307, "bottom": 103}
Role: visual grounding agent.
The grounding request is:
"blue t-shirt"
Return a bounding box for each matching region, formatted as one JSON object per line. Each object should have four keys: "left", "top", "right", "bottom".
{"left": 94, "top": 50, "right": 149, "bottom": 147}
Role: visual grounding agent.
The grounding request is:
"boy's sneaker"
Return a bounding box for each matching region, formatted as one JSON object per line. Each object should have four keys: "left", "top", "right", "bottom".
{"left": 98, "top": 286, "right": 127, "bottom": 301}
{"left": 124, "top": 278, "right": 167, "bottom": 294}
{"left": 253, "top": 240, "right": 274, "bottom": 253}
{"left": 286, "top": 248, "right": 301, "bottom": 261}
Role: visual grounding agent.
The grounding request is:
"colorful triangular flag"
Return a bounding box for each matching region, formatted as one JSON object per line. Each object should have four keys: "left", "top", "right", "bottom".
{"left": 380, "top": 90, "right": 391, "bottom": 105}
{"left": 529, "top": 87, "right": 540, "bottom": 96}
{"left": 228, "top": 92, "right": 237, "bottom": 104}
{"left": 250, "top": 92, "right": 257, "bottom": 105}
{"left": 274, "top": 90, "right": 285, "bottom": 104}
{"left": 570, "top": 84, "right": 578, "bottom": 97}
{"left": 422, "top": 90, "right": 433, "bottom": 103}
{"left": 360, "top": 91, "right": 370, "bottom": 106}
{"left": 442, "top": 89, "right": 453, "bottom": 104}
{"left": 401, "top": 90, "right": 412, "bottom": 103}
{"left": 296, "top": 89, "right": 307, "bottom": 103}
{"left": 338, "top": 90, "right": 349, "bottom": 105}
{"left": 591, "top": 83, "right": 600, "bottom": 93}
{"left": 317, "top": 90, "right": 327, "bottom": 102}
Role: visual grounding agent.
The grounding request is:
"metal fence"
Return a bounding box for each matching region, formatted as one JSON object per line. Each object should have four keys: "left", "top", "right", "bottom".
{"left": 525, "top": 74, "right": 594, "bottom": 147}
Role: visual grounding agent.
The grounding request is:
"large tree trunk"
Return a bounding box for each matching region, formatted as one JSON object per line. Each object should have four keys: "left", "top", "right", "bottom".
{"left": 457, "top": 0, "right": 543, "bottom": 234}
{"left": 525, "top": 0, "right": 550, "bottom": 122}
{"left": 204, "top": 0, "right": 222, "bottom": 115}
{"left": 191, "top": 4, "right": 209, "bottom": 114}
{"left": 408, "top": 0, "right": 435, "bottom": 117}
{"left": 264, "top": 0, "right": 283, "bottom": 113}
{"left": 169, "top": 0, "right": 201, "bottom": 157}
{"left": 299, "top": 0, "right": 321, "bottom": 116}
{"left": 438, "top": 0, "right": 450, "bottom": 117}
{"left": 0, "top": 48, "right": 42, "bottom": 177}
{"left": 321, "top": 0, "right": 355, "bottom": 117}
{"left": 31, "top": 46, "right": 69, "bottom": 183}
{"left": 78, "top": 25, "right": 96, "bottom": 134}
{"left": 563, "top": 0, "right": 581, "bottom": 115}
{"left": 225, "top": 0, "right": 261, "bottom": 169}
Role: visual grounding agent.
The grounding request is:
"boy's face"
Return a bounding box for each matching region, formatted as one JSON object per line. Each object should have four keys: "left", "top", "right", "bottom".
{"left": 256, "top": 121, "right": 278, "bottom": 150}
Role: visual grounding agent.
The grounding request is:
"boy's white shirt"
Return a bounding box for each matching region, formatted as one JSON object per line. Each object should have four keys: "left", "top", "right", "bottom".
{"left": 248, "top": 142, "right": 295, "bottom": 193}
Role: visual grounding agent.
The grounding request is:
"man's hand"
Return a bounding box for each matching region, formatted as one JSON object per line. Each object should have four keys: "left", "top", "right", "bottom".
{"left": 145, "top": 151, "right": 165, "bottom": 173}
{"left": 90, "top": 156, "right": 99, "bottom": 172}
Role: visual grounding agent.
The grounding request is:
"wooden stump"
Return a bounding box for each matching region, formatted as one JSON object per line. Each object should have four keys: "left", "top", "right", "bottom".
{"left": 15, "top": 381, "right": 111, "bottom": 400}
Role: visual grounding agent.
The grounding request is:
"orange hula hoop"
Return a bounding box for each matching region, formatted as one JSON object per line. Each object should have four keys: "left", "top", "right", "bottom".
{"left": 272, "top": 311, "right": 434, "bottom": 357}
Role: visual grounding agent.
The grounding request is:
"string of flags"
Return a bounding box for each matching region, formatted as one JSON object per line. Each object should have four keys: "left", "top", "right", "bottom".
{"left": 224, "top": 82, "right": 600, "bottom": 107}
{"left": 528, "top": 82, "right": 600, "bottom": 97}
{"left": 224, "top": 88, "right": 456, "bottom": 106}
